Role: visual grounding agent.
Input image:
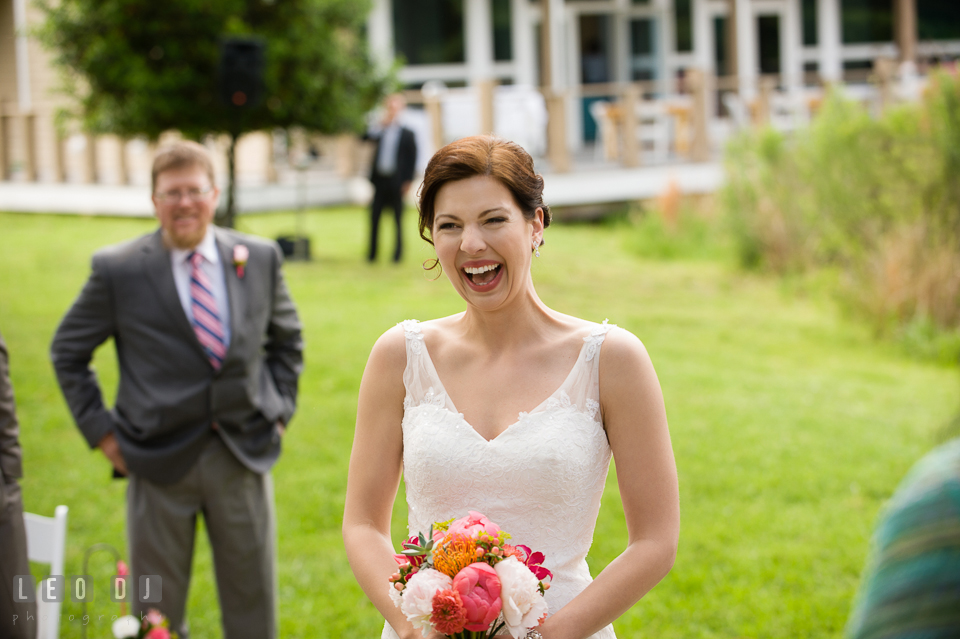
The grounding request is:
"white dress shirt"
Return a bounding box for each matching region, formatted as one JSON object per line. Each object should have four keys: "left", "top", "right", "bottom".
{"left": 170, "top": 229, "right": 231, "bottom": 349}
{"left": 376, "top": 121, "right": 402, "bottom": 176}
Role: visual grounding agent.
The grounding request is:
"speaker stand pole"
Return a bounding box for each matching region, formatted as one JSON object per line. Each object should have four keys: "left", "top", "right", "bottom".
{"left": 220, "top": 128, "right": 239, "bottom": 229}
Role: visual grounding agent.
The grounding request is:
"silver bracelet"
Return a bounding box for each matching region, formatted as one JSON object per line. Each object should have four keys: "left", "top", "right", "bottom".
{"left": 524, "top": 630, "right": 544, "bottom": 639}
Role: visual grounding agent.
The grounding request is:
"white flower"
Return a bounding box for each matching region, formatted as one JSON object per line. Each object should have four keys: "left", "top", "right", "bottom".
{"left": 388, "top": 580, "right": 404, "bottom": 608}
{"left": 495, "top": 556, "right": 549, "bottom": 638}
{"left": 112, "top": 615, "right": 140, "bottom": 639}
{"left": 399, "top": 568, "right": 453, "bottom": 637}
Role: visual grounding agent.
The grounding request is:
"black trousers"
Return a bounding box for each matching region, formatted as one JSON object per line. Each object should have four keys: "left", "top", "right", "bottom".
{"left": 368, "top": 174, "right": 404, "bottom": 262}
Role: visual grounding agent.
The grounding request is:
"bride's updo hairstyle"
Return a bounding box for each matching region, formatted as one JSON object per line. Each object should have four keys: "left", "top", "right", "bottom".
{"left": 417, "top": 135, "right": 552, "bottom": 249}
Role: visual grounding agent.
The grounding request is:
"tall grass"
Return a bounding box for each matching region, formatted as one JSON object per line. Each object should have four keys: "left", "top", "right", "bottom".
{"left": 723, "top": 70, "right": 960, "bottom": 357}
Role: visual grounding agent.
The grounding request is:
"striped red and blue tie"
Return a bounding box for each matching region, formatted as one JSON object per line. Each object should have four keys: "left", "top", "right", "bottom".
{"left": 189, "top": 252, "right": 226, "bottom": 370}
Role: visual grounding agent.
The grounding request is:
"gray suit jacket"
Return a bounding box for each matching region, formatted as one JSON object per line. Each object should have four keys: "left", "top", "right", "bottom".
{"left": 51, "top": 226, "right": 303, "bottom": 484}
{"left": 0, "top": 331, "right": 23, "bottom": 481}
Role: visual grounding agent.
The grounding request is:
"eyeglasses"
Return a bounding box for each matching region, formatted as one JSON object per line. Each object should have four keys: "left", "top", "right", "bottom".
{"left": 155, "top": 187, "right": 213, "bottom": 204}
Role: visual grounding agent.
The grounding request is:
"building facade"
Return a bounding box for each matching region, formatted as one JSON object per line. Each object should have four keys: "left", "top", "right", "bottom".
{"left": 370, "top": 0, "right": 960, "bottom": 147}
{"left": 2, "top": 0, "right": 960, "bottom": 183}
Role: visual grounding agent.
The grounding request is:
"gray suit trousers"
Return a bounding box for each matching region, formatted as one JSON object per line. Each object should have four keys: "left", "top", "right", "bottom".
{"left": 0, "top": 478, "right": 36, "bottom": 639}
{"left": 127, "top": 434, "right": 277, "bottom": 639}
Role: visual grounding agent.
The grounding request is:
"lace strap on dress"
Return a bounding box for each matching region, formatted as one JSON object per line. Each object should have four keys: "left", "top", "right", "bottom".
{"left": 583, "top": 319, "right": 616, "bottom": 362}
{"left": 398, "top": 320, "right": 427, "bottom": 408}
{"left": 578, "top": 320, "right": 616, "bottom": 421}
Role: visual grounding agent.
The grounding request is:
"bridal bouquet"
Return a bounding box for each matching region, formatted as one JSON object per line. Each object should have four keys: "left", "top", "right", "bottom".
{"left": 389, "top": 511, "right": 551, "bottom": 638}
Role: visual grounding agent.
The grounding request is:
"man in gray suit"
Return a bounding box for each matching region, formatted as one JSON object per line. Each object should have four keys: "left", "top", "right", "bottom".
{"left": 0, "top": 330, "right": 36, "bottom": 639}
{"left": 51, "top": 141, "right": 303, "bottom": 639}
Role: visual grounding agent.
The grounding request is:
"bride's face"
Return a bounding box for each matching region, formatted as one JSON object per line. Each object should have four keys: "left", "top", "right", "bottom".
{"left": 432, "top": 175, "right": 544, "bottom": 310}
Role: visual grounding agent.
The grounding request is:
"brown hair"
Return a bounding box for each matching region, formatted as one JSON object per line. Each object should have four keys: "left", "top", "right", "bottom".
{"left": 151, "top": 140, "right": 216, "bottom": 193}
{"left": 418, "top": 135, "right": 552, "bottom": 247}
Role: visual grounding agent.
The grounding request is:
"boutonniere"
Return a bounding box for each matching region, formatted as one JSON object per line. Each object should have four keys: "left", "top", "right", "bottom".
{"left": 233, "top": 244, "right": 249, "bottom": 279}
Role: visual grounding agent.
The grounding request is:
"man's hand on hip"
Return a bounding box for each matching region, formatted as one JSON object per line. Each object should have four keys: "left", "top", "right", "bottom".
{"left": 97, "top": 431, "right": 128, "bottom": 476}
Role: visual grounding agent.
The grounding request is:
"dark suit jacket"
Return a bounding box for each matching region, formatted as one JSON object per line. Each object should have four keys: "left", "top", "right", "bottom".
{"left": 366, "top": 125, "right": 417, "bottom": 186}
{"left": 51, "top": 226, "right": 303, "bottom": 484}
{"left": 0, "top": 331, "right": 23, "bottom": 481}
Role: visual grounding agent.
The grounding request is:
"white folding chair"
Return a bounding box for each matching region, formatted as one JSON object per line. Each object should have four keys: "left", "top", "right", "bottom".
{"left": 24, "top": 505, "right": 68, "bottom": 639}
{"left": 721, "top": 92, "right": 750, "bottom": 130}
{"left": 636, "top": 100, "right": 672, "bottom": 163}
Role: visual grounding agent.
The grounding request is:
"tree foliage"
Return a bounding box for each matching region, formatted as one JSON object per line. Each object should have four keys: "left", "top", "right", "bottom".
{"left": 38, "top": 0, "right": 390, "bottom": 140}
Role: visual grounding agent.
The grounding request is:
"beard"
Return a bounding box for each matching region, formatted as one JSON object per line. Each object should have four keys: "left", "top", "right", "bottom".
{"left": 162, "top": 224, "right": 208, "bottom": 250}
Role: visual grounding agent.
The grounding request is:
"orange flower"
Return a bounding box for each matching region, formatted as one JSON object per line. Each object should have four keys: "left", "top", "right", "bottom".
{"left": 433, "top": 533, "right": 478, "bottom": 578}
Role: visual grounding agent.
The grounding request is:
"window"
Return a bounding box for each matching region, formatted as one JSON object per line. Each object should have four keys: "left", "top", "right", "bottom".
{"left": 918, "top": 0, "right": 960, "bottom": 40}
{"left": 675, "top": 0, "right": 693, "bottom": 52}
{"left": 631, "top": 18, "right": 657, "bottom": 81}
{"left": 802, "top": 0, "right": 817, "bottom": 46}
{"left": 757, "top": 15, "right": 781, "bottom": 74}
{"left": 393, "top": 0, "right": 465, "bottom": 65}
{"left": 714, "top": 16, "right": 728, "bottom": 76}
{"left": 492, "top": 0, "right": 512, "bottom": 61}
{"left": 841, "top": 0, "right": 892, "bottom": 44}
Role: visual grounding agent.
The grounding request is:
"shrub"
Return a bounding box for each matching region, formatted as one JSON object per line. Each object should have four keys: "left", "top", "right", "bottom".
{"left": 723, "top": 69, "right": 960, "bottom": 340}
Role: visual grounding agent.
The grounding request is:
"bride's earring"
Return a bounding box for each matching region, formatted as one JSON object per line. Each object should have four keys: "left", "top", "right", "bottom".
{"left": 532, "top": 239, "right": 540, "bottom": 258}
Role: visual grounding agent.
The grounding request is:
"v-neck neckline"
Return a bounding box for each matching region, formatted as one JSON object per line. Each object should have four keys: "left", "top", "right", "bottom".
{"left": 417, "top": 332, "right": 591, "bottom": 443}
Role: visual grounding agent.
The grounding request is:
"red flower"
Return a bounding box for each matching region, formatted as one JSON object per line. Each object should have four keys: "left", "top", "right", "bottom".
{"left": 145, "top": 627, "right": 171, "bottom": 639}
{"left": 395, "top": 535, "right": 426, "bottom": 568}
{"left": 515, "top": 545, "right": 553, "bottom": 582}
{"left": 430, "top": 588, "right": 467, "bottom": 635}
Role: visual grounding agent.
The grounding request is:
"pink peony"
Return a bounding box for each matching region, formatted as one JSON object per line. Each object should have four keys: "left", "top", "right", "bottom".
{"left": 116, "top": 560, "right": 129, "bottom": 577}
{"left": 452, "top": 562, "right": 502, "bottom": 632}
{"left": 430, "top": 588, "right": 468, "bottom": 635}
{"left": 495, "top": 556, "right": 549, "bottom": 638}
{"left": 447, "top": 511, "right": 501, "bottom": 540}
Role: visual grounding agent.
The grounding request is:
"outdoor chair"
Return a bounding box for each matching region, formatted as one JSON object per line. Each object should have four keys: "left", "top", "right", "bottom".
{"left": 24, "top": 505, "right": 69, "bottom": 639}
{"left": 721, "top": 92, "right": 750, "bottom": 130}
{"left": 588, "top": 100, "right": 619, "bottom": 163}
{"left": 635, "top": 100, "right": 672, "bottom": 163}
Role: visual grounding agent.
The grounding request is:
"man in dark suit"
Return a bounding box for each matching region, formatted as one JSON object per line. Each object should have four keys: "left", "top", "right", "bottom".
{"left": 51, "top": 141, "right": 303, "bottom": 639}
{"left": 365, "top": 93, "right": 417, "bottom": 263}
{"left": 0, "top": 330, "right": 36, "bottom": 639}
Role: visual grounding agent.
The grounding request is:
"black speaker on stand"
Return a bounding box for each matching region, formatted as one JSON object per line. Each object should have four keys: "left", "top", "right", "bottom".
{"left": 219, "top": 38, "right": 266, "bottom": 109}
{"left": 216, "top": 37, "right": 266, "bottom": 229}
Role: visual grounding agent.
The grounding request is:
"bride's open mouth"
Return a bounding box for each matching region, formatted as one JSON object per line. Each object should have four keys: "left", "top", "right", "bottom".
{"left": 462, "top": 263, "right": 503, "bottom": 290}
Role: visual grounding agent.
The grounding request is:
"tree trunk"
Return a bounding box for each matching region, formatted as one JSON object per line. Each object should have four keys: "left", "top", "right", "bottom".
{"left": 217, "top": 132, "right": 238, "bottom": 228}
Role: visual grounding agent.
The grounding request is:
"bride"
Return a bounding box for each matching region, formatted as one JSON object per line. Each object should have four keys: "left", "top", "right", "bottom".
{"left": 343, "top": 135, "right": 679, "bottom": 639}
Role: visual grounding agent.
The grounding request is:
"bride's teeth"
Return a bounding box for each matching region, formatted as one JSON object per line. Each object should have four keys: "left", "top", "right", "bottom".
{"left": 464, "top": 264, "right": 500, "bottom": 274}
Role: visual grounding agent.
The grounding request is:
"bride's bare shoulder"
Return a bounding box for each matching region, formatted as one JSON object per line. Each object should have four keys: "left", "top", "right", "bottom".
{"left": 549, "top": 312, "right": 606, "bottom": 341}
{"left": 596, "top": 324, "right": 655, "bottom": 380}
{"left": 417, "top": 314, "right": 466, "bottom": 340}
{"left": 366, "top": 323, "right": 409, "bottom": 371}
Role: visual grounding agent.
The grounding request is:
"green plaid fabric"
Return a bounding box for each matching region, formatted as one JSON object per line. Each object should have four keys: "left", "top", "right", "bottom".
{"left": 848, "top": 437, "right": 960, "bottom": 639}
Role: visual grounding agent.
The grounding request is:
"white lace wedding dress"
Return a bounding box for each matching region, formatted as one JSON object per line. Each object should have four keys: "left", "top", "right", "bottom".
{"left": 382, "top": 320, "right": 617, "bottom": 639}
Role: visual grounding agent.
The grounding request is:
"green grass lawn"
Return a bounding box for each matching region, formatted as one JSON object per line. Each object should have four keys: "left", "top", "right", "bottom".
{"left": 1, "top": 207, "right": 956, "bottom": 638}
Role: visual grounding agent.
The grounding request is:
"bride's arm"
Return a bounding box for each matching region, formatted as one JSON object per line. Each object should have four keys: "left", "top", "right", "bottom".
{"left": 536, "top": 328, "right": 680, "bottom": 639}
{"left": 343, "top": 327, "right": 438, "bottom": 639}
